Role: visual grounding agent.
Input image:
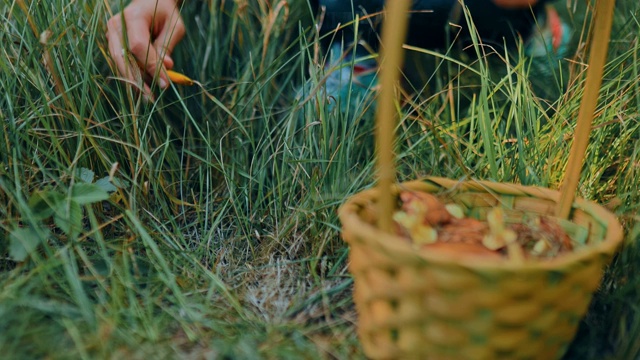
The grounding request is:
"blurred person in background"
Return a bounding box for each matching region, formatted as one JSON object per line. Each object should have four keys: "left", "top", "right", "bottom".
{"left": 106, "top": 0, "right": 569, "bottom": 101}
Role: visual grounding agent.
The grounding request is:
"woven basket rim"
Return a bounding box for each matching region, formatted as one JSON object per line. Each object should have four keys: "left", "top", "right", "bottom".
{"left": 338, "top": 177, "right": 624, "bottom": 271}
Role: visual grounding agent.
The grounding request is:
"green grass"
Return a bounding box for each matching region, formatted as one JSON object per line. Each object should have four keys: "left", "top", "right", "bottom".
{"left": 1, "top": 0, "right": 640, "bottom": 358}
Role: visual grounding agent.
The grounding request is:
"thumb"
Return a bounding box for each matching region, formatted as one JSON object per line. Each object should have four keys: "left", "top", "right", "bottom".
{"left": 139, "top": 44, "right": 170, "bottom": 89}
{"left": 162, "top": 54, "right": 174, "bottom": 69}
{"left": 153, "top": 17, "right": 185, "bottom": 80}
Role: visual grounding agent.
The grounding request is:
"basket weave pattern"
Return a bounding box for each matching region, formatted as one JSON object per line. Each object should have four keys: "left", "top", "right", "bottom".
{"left": 339, "top": 177, "right": 623, "bottom": 359}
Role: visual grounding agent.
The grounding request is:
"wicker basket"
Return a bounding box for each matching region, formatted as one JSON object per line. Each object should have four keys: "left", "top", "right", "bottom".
{"left": 339, "top": 177, "right": 623, "bottom": 359}
{"left": 338, "top": 0, "right": 623, "bottom": 358}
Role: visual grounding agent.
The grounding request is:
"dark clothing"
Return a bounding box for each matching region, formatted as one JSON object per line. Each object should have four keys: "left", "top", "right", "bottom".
{"left": 312, "top": 0, "right": 549, "bottom": 51}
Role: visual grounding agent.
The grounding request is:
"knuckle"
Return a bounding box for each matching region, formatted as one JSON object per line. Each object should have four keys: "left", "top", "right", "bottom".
{"left": 122, "top": 6, "right": 138, "bottom": 18}
{"left": 175, "top": 19, "right": 186, "bottom": 37}
{"left": 129, "top": 41, "right": 149, "bottom": 57}
{"left": 106, "top": 15, "right": 121, "bottom": 31}
{"left": 146, "top": 63, "right": 158, "bottom": 74}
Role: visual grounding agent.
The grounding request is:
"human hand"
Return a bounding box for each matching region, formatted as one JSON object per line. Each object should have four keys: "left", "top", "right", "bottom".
{"left": 491, "top": 0, "right": 539, "bottom": 8}
{"left": 106, "top": 0, "right": 185, "bottom": 99}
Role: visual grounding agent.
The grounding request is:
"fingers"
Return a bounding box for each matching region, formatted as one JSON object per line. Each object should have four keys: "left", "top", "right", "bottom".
{"left": 106, "top": 12, "right": 156, "bottom": 100}
{"left": 125, "top": 18, "right": 168, "bottom": 89}
{"left": 106, "top": 0, "right": 185, "bottom": 98}
{"left": 152, "top": 14, "right": 186, "bottom": 85}
{"left": 152, "top": 13, "right": 185, "bottom": 59}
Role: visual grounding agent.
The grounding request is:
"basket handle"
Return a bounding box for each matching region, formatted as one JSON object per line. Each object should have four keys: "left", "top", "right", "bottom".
{"left": 556, "top": 0, "right": 616, "bottom": 219}
{"left": 375, "top": 0, "right": 617, "bottom": 230}
{"left": 375, "top": 0, "right": 413, "bottom": 232}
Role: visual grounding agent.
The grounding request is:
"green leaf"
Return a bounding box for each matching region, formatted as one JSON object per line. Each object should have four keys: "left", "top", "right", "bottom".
{"left": 111, "top": 177, "right": 130, "bottom": 189}
{"left": 9, "top": 227, "right": 47, "bottom": 262}
{"left": 28, "top": 191, "right": 64, "bottom": 220}
{"left": 78, "top": 167, "right": 95, "bottom": 183}
{"left": 71, "top": 183, "right": 110, "bottom": 205}
{"left": 53, "top": 200, "right": 83, "bottom": 238}
{"left": 95, "top": 176, "right": 118, "bottom": 193}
